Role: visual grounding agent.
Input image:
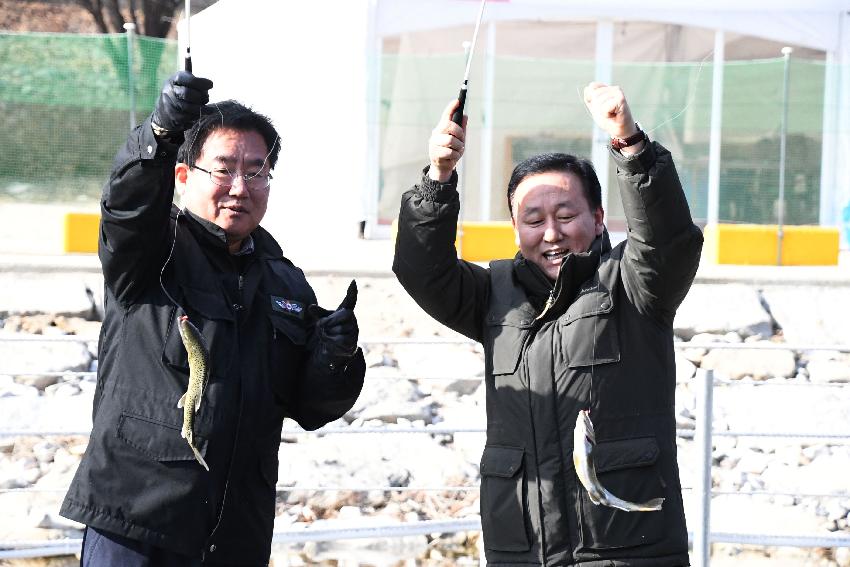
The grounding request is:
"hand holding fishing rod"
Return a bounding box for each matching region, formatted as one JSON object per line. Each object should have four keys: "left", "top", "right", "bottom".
{"left": 428, "top": 99, "right": 466, "bottom": 182}
{"left": 150, "top": 0, "right": 212, "bottom": 140}
{"left": 151, "top": 72, "right": 213, "bottom": 140}
{"left": 184, "top": 0, "right": 192, "bottom": 72}
{"left": 451, "top": 0, "right": 487, "bottom": 126}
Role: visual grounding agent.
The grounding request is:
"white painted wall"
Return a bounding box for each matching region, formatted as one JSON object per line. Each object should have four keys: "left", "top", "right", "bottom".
{"left": 183, "top": 0, "right": 850, "bottom": 246}
{"left": 181, "top": 0, "right": 373, "bottom": 256}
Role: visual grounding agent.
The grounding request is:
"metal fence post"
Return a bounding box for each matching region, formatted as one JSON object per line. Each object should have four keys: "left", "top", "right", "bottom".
{"left": 123, "top": 22, "right": 137, "bottom": 131}
{"left": 777, "top": 46, "right": 793, "bottom": 266}
{"left": 693, "top": 368, "right": 715, "bottom": 567}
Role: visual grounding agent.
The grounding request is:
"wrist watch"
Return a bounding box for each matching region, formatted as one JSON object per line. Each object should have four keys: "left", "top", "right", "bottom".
{"left": 611, "top": 123, "right": 647, "bottom": 150}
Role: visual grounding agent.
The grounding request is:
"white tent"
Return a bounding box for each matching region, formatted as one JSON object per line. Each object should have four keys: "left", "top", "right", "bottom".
{"left": 184, "top": 0, "right": 850, "bottom": 247}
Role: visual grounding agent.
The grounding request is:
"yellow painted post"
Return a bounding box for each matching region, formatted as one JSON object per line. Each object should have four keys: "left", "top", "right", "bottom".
{"left": 703, "top": 223, "right": 838, "bottom": 266}
{"left": 455, "top": 221, "right": 517, "bottom": 262}
{"left": 63, "top": 213, "right": 100, "bottom": 253}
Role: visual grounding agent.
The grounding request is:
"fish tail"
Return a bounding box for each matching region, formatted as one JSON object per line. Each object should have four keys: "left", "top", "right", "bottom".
{"left": 640, "top": 497, "right": 665, "bottom": 511}
{"left": 604, "top": 491, "right": 665, "bottom": 512}
{"left": 190, "top": 443, "right": 209, "bottom": 471}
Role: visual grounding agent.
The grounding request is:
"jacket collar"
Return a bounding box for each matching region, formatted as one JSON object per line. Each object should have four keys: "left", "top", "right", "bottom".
{"left": 173, "top": 206, "right": 284, "bottom": 261}
{"left": 513, "top": 229, "right": 612, "bottom": 320}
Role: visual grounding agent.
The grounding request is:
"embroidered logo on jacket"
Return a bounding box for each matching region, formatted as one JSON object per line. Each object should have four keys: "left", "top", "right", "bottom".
{"left": 271, "top": 296, "right": 304, "bottom": 318}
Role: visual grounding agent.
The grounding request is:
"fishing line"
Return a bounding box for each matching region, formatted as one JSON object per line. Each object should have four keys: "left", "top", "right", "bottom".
{"left": 587, "top": 238, "right": 604, "bottom": 416}
{"left": 577, "top": 49, "right": 714, "bottom": 143}
{"left": 581, "top": 51, "right": 713, "bottom": 415}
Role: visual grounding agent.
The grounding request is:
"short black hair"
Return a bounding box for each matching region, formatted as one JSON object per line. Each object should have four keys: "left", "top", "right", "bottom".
{"left": 177, "top": 100, "right": 281, "bottom": 169}
{"left": 506, "top": 153, "right": 602, "bottom": 217}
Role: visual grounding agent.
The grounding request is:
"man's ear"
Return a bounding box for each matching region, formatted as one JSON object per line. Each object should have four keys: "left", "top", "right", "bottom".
{"left": 511, "top": 215, "right": 520, "bottom": 247}
{"left": 175, "top": 163, "right": 189, "bottom": 197}
{"left": 594, "top": 206, "right": 605, "bottom": 236}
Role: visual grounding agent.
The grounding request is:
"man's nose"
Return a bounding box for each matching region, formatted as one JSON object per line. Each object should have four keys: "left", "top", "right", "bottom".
{"left": 543, "top": 221, "right": 561, "bottom": 242}
{"left": 228, "top": 176, "right": 251, "bottom": 196}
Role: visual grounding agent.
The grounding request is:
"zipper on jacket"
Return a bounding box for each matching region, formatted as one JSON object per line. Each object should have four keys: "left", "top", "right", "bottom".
{"left": 232, "top": 274, "right": 245, "bottom": 314}
{"left": 535, "top": 288, "right": 556, "bottom": 321}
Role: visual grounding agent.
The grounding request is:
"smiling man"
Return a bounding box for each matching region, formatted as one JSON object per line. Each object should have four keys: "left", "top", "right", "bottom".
{"left": 61, "top": 73, "right": 365, "bottom": 567}
{"left": 393, "top": 83, "right": 703, "bottom": 566}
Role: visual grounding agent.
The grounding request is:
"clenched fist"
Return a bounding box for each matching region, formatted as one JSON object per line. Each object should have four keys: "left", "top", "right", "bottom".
{"left": 583, "top": 82, "right": 645, "bottom": 154}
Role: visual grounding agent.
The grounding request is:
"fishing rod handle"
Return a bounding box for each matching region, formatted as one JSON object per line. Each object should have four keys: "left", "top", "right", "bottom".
{"left": 451, "top": 85, "right": 467, "bottom": 126}
{"left": 184, "top": 56, "right": 192, "bottom": 73}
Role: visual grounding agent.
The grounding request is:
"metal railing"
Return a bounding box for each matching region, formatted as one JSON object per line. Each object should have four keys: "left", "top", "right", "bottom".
{"left": 1, "top": 335, "right": 850, "bottom": 562}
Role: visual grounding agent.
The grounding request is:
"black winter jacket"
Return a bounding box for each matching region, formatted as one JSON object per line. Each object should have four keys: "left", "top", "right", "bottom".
{"left": 393, "top": 142, "right": 703, "bottom": 566}
{"left": 60, "top": 117, "right": 365, "bottom": 566}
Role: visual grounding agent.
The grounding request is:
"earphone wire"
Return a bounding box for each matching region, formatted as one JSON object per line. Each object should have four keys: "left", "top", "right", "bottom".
{"left": 159, "top": 101, "right": 281, "bottom": 314}
{"left": 160, "top": 207, "right": 185, "bottom": 315}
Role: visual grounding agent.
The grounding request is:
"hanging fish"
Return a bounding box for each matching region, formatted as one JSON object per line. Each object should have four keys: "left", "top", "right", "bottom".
{"left": 573, "top": 410, "right": 663, "bottom": 512}
{"left": 177, "top": 315, "right": 210, "bottom": 471}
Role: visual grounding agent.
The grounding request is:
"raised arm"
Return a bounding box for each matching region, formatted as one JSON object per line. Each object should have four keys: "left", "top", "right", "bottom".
{"left": 99, "top": 72, "right": 213, "bottom": 306}
{"left": 392, "top": 99, "right": 491, "bottom": 342}
{"left": 583, "top": 82, "right": 704, "bottom": 324}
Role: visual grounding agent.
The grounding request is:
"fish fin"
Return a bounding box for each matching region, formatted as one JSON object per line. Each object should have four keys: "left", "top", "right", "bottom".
{"left": 190, "top": 444, "right": 209, "bottom": 471}
{"left": 586, "top": 489, "right": 605, "bottom": 506}
{"left": 177, "top": 393, "right": 186, "bottom": 409}
{"left": 194, "top": 397, "right": 202, "bottom": 412}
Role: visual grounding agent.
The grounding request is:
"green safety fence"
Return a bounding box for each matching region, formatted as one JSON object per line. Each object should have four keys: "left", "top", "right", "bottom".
{"left": 377, "top": 54, "right": 827, "bottom": 227}
{"left": 0, "top": 31, "right": 177, "bottom": 203}
{"left": 0, "top": 32, "right": 830, "bottom": 229}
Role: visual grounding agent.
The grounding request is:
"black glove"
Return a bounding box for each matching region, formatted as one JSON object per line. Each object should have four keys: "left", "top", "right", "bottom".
{"left": 151, "top": 71, "right": 214, "bottom": 136}
{"left": 308, "top": 280, "right": 359, "bottom": 366}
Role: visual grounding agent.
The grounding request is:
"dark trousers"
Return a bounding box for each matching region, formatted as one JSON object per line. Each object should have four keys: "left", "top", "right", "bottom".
{"left": 81, "top": 526, "right": 202, "bottom": 567}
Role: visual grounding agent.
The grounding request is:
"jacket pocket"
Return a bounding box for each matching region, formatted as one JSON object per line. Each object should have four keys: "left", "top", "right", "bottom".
{"left": 162, "top": 284, "right": 235, "bottom": 374}
{"left": 485, "top": 320, "right": 532, "bottom": 376}
{"left": 559, "top": 308, "right": 619, "bottom": 368}
{"left": 117, "top": 412, "right": 208, "bottom": 462}
{"left": 269, "top": 312, "right": 308, "bottom": 346}
{"left": 575, "top": 436, "right": 665, "bottom": 552}
{"left": 480, "top": 445, "right": 530, "bottom": 552}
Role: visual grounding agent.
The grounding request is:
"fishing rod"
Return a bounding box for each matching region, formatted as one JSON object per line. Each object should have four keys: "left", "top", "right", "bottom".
{"left": 184, "top": 0, "right": 192, "bottom": 72}
{"left": 451, "top": 0, "right": 487, "bottom": 125}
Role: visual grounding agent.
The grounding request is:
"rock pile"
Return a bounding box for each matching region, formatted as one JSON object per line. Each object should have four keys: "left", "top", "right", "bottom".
{"left": 0, "top": 276, "right": 849, "bottom": 566}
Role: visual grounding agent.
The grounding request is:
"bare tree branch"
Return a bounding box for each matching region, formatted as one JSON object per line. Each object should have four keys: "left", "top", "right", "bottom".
{"left": 73, "top": 0, "right": 182, "bottom": 37}
{"left": 104, "top": 0, "right": 124, "bottom": 33}
{"left": 140, "top": 0, "right": 182, "bottom": 38}
{"left": 127, "top": 0, "right": 140, "bottom": 30}
{"left": 75, "top": 0, "right": 110, "bottom": 34}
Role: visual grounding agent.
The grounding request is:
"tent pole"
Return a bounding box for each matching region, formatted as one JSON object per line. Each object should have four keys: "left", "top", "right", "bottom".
{"left": 707, "top": 29, "right": 724, "bottom": 227}
{"left": 591, "top": 20, "right": 614, "bottom": 215}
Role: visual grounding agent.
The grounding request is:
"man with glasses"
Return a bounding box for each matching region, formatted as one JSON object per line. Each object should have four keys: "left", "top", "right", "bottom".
{"left": 60, "top": 72, "right": 365, "bottom": 567}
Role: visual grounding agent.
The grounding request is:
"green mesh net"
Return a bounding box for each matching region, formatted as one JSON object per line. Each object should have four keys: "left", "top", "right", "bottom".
{"left": 377, "top": 53, "right": 826, "bottom": 228}
{"left": 0, "top": 32, "right": 828, "bottom": 228}
{"left": 0, "top": 32, "right": 177, "bottom": 203}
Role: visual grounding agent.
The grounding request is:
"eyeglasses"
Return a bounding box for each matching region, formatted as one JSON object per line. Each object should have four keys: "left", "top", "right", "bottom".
{"left": 192, "top": 165, "right": 273, "bottom": 191}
